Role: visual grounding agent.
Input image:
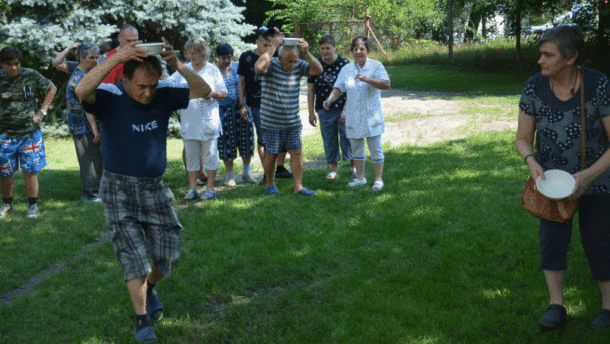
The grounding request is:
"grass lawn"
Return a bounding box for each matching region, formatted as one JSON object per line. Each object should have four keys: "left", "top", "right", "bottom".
{"left": 2, "top": 67, "right": 610, "bottom": 343}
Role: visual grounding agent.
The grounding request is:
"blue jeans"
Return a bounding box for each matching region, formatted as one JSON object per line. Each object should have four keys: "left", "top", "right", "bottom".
{"left": 249, "top": 106, "right": 264, "bottom": 146}
{"left": 318, "top": 109, "right": 352, "bottom": 165}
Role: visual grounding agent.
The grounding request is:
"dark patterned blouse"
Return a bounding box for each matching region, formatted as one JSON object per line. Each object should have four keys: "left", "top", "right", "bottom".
{"left": 519, "top": 67, "right": 610, "bottom": 195}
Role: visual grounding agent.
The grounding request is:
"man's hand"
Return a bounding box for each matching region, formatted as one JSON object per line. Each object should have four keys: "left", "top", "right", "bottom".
{"left": 115, "top": 40, "right": 148, "bottom": 64}
{"left": 297, "top": 39, "right": 309, "bottom": 54}
{"left": 33, "top": 111, "right": 44, "bottom": 124}
{"left": 160, "top": 37, "right": 179, "bottom": 68}
{"left": 240, "top": 106, "right": 249, "bottom": 120}
{"left": 92, "top": 129, "right": 101, "bottom": 144}
{"left": 308, "top": 112, "right": 317, "bottom": 127}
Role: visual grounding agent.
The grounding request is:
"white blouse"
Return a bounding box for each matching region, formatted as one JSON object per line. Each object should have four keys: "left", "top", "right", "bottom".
{"left": 333, "top": 58, "right": 389, "bottom": 138}
{"left": 168, "top": 62, "right": 226, "bottom": 140}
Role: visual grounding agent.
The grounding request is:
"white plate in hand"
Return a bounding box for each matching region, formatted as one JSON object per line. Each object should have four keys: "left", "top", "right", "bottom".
{"left": 137, "top": 43, "right": 165, "bottom": 55}
{"left": 283, "top": 38, "right": 301, "bottom": 46}
{"left": 536, "top": 169, "right": 576, "bottom": 200}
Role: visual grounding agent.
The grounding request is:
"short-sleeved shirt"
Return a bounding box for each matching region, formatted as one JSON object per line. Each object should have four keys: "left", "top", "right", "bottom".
{"left": 0, "top": 68, "right": 53, "bottom": 138}
{"left": 308, "top": 55, "right": 349, "bottom": 111}
{"left": 333, "top": 58, "right": 389, "bottom": 139}
{"left": 519, "top": 67, "right": 610, "bottom": 195}
{"left": 82, "top": 81, "right": 190, "bottom": 178}
{"left": 102, "top": 49, "right": 123, "bottom": 84}
{"left": 66, "top": 66, "right": 93, "bottom": 135}
{"left": 167, "top": 62, "right": 226, "bottom": 140}
{"left": 66, "top": 61, "right": 78, "bottom": 75}
{"left": 237, "top": 50, "right": 263, "bottom": 108}
{"left": 218, "top": 61, "right": 239, "bottom": 106}
{"left": 260, "top": 57, "right": 310, "bottom": 130}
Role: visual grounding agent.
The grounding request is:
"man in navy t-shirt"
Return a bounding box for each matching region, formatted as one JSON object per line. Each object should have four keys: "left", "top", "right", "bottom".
{"left": 76, "top": 39, "right": 211, "bottom": 342}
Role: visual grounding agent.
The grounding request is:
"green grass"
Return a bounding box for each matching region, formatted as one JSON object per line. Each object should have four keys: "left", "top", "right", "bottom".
{"left": 386, "top": 65, "right": 528, "bottom": 95}
{"left": 2, "top": 132, "right": 610, "bottom": 343}
{"left": 2, "top": 67, "right": 609, "bottom": 343}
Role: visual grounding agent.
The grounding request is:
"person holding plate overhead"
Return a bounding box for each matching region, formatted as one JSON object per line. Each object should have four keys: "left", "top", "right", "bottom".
{"left": 323, "top": 35, "right": 390, "bottom": 191}
{"left": 515, "top": 25, "right": 610, "bottom": 332}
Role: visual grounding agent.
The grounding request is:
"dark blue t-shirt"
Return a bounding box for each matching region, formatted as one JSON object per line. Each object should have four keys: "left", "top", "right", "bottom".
{"left": 82, "top": 81, "right": 190, "bottom": 178}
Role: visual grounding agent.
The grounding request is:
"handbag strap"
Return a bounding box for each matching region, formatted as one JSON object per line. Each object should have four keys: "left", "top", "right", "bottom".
{"left": 579, "top": 67, "right": 586, "bottom": 170}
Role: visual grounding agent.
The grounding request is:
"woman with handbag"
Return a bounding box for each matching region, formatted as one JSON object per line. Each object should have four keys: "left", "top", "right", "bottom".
{"left": 516, "top": 25, "right": 610, "bottom": 331}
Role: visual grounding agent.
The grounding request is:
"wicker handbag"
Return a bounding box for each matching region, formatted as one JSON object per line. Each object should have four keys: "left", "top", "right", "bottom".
{"left": 521, "top": 69, "right": 585, "bottom": 223}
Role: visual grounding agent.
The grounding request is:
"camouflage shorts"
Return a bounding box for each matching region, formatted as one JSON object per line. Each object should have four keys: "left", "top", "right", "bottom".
{"left": 100, "top": 170, "right": 182, "bottom": 281}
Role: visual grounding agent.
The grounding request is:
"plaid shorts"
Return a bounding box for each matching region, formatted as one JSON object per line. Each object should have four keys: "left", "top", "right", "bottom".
{"left": 0, "top": 130, "right": 47, "bottom": 176}
{"left": 100, "top": 170, "right": 182, "bottom": 281}
{"left": 262, "top": 128, "right": 301, "bottom": 155}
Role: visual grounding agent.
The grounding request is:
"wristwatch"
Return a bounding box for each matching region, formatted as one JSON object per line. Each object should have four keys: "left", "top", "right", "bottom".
{"left": 39, "top": 109, "right": 47, "bottom": 116}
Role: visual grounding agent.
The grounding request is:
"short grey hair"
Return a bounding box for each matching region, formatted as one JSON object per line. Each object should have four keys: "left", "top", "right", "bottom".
{"left": 539, "top": 25, "right": 584, "bottom": 62}
{"left": 184, "top": 37, "right": 210, "bottom": 58}
{"left": 278, "top": 45, "right": 297, "bottom": 58}
{"left": 77, "top": 42, "right": 100, "bottom": 61}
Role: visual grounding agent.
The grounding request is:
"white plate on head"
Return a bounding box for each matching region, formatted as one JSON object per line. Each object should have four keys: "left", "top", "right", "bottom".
{"left": 137, "top": 42, "right": 165, "bottom": 55}
{"left": 536, "top": 169, "right": 576, "bottom": 200}
{"left": 283, "top": 38, "right": 300, "bottom": 46}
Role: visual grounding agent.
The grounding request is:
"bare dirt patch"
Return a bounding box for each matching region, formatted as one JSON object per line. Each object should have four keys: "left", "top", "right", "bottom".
{"left": 299, "top": 86, "right": 517, "bottom": 147}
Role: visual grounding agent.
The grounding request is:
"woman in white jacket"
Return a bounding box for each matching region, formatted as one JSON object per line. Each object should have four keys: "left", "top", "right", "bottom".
{"left": 323, "top": 35, "right": 390, "bottom": 191}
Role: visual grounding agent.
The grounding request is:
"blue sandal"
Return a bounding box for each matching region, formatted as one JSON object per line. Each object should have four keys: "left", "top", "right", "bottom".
{"left": 266, "top": 185, "right": 280, "bottom": 194}
{"left": 134, "top": 325, "right": 157, "bottom": 342}
{"left": 200, "top": 189, "right": 217, "bottom": 200}
{"left": 296, "top": 188, "right": 316, "bottom": 196}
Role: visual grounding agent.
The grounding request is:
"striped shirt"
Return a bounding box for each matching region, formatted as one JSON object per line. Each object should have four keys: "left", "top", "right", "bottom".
{"left": 260, "top": 57, "right": 310, "bottom": 130}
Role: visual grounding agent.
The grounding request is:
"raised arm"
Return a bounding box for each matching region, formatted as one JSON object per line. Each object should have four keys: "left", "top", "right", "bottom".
{"left": 52, "top": 42, "right": 80, "bottom": 74}
{"left": 254, "top": 37, "right": 282, "bottom": 75}
{"left": 75, "top": 40, "right": 148, "bottom": 104}
{"left": 297, "top": 39, "right": 322, "bottom": 76}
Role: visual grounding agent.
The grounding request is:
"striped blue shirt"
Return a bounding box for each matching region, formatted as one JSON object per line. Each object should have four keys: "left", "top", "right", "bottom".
{"left": 260, "top": 57, "right": 310, "bottom": 130}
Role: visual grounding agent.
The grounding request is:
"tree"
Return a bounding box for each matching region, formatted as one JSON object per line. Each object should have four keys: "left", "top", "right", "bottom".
{"left": 0, "top": 0, "right": 256, "bottom": 65}
{"left": 265, "top": 0, "right": 442, "bottom": 51}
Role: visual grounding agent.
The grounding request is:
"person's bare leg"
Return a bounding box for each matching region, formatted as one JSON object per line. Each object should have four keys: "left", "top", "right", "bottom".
{"left": 187, "top": 170, "right": 198, "bottom": 191}
{"left": 277, "top": 151, "right": 287, "bottom": 166}
{"left": 127, "top": 276, "right": 147, "bottom": 315}
{"left": 258, "top": 144, "right": 265, "bottom": 168}
{"left": 373, "top": 162, "right": 384, "bottom": 183}
{"left": 354, "top": 160, "right": 365, "bottom": 179}
{"left": 0, "top": 175, "right": 14, "bottom": 199}
{"left": 23, "top": 172, "right": 39, "bottom": 198}
{"left": 330, "top": 164, "right": 338, "bottom": 173}
{"left": 289, "top": 149, "right": 303, "bottom": 192}
{"left": 544, "top": 270, "right": 565, "bottom": 305}
{"left": 224, "top": 160, "right": 234, "bottom": 174}
{"left": 206, "top": 169, "right": 217, "bottom": 192}
{"left": 264, "top": 153, "right": 278, "bottom": 187}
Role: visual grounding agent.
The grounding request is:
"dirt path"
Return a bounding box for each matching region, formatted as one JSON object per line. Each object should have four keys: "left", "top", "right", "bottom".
{"left": 299, "top": 86, "right": 517, "bottom": 146}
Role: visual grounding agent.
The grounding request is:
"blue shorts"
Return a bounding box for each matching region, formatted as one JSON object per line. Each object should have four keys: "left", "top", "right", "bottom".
{"left": 262, "top": 128, "right": 301, "bottom": 155}
{"left": 0, "top": 130, "right": 47, "bottom": 176}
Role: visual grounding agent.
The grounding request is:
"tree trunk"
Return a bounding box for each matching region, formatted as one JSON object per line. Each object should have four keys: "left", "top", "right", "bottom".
{"left": 448, "top": 0, "right": 453, "bottom": 59}
{"left": 515, "top": 0, "right": 522, "bottom": 60}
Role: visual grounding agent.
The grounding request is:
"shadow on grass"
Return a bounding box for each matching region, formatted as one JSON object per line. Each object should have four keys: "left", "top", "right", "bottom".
{"left": 2, "top": 131, "right": 609, "bottom": 343}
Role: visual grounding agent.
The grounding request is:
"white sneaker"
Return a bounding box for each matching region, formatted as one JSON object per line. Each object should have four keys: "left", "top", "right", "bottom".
{"left": 225, "top": 178, "right": 236, "bottom": 187}
{"left": 347, "top": 177, "right": 367, "bottom": 187}
{"left": 372, "top": 181, "right": 384, "bottom": 191}
{"left": 26, "top": 204, "right": 39, "bottom": 219}
{"left": 241, "top": 174, "right": 256, "bottom": 184}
